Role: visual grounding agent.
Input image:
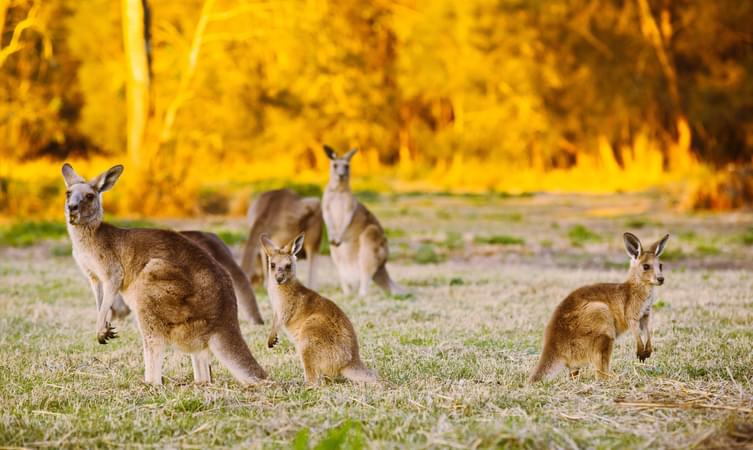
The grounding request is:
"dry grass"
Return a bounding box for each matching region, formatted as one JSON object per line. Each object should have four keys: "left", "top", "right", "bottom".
{"left": 1, "top": 193, "right": 752, "bottom": 449}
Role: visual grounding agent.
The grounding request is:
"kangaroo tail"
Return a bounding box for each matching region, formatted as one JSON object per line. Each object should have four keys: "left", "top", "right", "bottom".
{"left": 373, "top": 265, "right": 406, "bottom": 295}
{"left": 208, "top": 326, "right": 267, "bottom": 384}
{"left": 224, "top": 260, "right": 264, "bottom": 325}
{"left": 240, "top": 220, "right": 265, "bottom": 282}
{"left": 527, "top": 344, "right": 561, "bottom": 384}
{"left": 341, "top": 362, "right": 378, "bottom": 383}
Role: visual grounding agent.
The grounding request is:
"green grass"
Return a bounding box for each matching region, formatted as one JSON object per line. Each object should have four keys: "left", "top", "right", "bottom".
{"left": 412, "top": 243, "right": 443, "bottom": 264}
{"left": 740, "top": 227, "right": 753, "bottom": 245}
{"left": 214, "top": 229, "right": 247, "bottom": 246}
{"left": 567, "top": 224, "right": 601, "bottom": 246}
{"left": 443, "top": 231, "right": 464, "bottom": 250}
{"left": 660, "top": 246, "right": 686, "bottom": 261}
{"left": 624, "top": 217, "right": 661, "bottom": 229}
{"left": 0, "top": 220, "right": 67, "bottom": 246}
{"left": 2, "top": 192, "right": 752, "bottom": 448}
{"left": 695, "top": 243, "right": 721, "bottom": 256}
{"left": 474, "top": 234, "right": 525, "bottom": 245}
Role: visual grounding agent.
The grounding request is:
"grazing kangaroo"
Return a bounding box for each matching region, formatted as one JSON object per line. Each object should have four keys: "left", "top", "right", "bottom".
{"left": 528, "top": 232, "right": 670, "bottom": 383}
{"left": 240, "top": 189, "right": 323, "bottom": 288}
{"left": 109, "top": 230, "right": 265, "bottom": 325}
{"left": 261, "top": 233, "right": 377, "bottom": 385}
{"left": 62, "top": 163, "right": 267, "bottom": 385}
{"left": 322, "top": 145, "right": 404, "bottom": 297}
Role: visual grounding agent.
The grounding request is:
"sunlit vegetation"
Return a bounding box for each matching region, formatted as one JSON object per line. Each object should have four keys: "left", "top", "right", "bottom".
{"left": 1, "top": 1, "right": 752, "bottom": 217}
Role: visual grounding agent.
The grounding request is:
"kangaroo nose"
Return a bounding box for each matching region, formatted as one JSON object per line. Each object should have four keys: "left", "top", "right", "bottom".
{"left": 657, "top": 277, "right": 664, "bottom": 285}
{"left": 68, "top": 204, "right": 78, "bottom": 212}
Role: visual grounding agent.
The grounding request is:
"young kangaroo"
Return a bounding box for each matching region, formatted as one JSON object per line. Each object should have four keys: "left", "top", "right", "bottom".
{"left": 240, "top": 189, "right": 323, "bottom": 288}
{"left": 261, "top": 233, "right": 377, "bottom": 385}
{"left": 62, "top": 163, "right": 267, "bottom": 385}
{"left": 109, "top": 230, "right": 265, "bottom": 325}
{"left": 321, "top": 145, "right": 404, "bottom": 297}
{"left": 528, "top": 232, "right": 670, "bottom": 383}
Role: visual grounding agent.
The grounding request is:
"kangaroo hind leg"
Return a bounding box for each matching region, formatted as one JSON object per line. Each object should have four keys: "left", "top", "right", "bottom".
{"left": 191, "top": 349, "right": 213, "bottom": 384}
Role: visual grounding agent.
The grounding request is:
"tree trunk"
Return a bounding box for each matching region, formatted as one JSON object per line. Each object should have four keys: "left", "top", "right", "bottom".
{"left": 121, "top": 0, "right": 150, "bottom": 165}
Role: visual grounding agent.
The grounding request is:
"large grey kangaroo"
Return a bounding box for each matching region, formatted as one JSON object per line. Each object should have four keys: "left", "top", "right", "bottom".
{"left": 321, "top": 145, "right": 405, "bottom": 296}
{"left": 62, "top": 163, "right": 267, "bottom": 385}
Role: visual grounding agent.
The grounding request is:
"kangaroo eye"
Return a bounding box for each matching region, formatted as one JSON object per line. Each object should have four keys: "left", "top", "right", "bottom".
{"left": 285, "top": 264, "right": 291, "bottom": 270}
{"left": 65, "top": 191, "right": 71, "bottom": 198}
{"left": 270, "top": 263, "right": 276, "bottom": 269}
{"left": 85, "top": 193, "right": 96, "bottom": 201}
{"left": 643, "top": 264, "right": 651, "bottom": 271}
{"left": 659, "top": 263, "right": 663, "bottom": 270}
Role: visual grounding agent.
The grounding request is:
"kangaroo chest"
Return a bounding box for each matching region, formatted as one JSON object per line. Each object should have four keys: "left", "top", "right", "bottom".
{"left": 639, "top": 290, "right": 656, "bottom": 317}
{"left": 324, "top": 191, "right": 355, "bottom": 228}
{"left": 70, "top": 234, "right": 107, "bottom": 280}
{"left": 267, "top": 285, "right": 300, "bottom": 343}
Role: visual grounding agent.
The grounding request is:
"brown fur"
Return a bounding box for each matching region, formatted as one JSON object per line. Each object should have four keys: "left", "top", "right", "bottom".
{"left": 322, "top": 145, "right": 404, "bottom": 297}
{"left": 110, "top": 230, "right": 265, "bottom": 325}
{"left": 62, "top": 163, "right": 267, "bottom": 385}
{"left": 180, "top": 231, "right": 264, "bottom": 324}
{"left": 528, "top": 232, "right": 670, "bottom": 383}
{"left": 261, "top": 233, "right": 377, "bottom": 385}
{"left": 240, "top": 189, "right": 323, "bottom": 288}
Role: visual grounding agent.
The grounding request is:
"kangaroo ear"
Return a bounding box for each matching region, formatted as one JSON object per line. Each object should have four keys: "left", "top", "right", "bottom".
{"left": 61, "top": 163, "right": 85, "bottom": 188}
{"left": 91, "top": 165, "right": 124, "bottom": 193}
{"left": 623, "top": 232, "right": 642, "bottom": 260}
{"left": 653, "top": 234, "right": 670, "bottom": 257}
{"left": 290, "top": 232, "right": 305, "bottom": 256}
{"left": 260, "top": 234, "right": 277, "bottom": 256}
{"left": 323, "top": 145, "right": 338, "bottom": 160}
{"left": 343, "top": 148, "right": 358, "bottom": 161}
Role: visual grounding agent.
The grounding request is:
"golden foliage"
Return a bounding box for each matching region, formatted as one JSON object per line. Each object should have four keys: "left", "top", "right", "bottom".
{"left": 2, "top": 0, "right": 751, "bottom": 217}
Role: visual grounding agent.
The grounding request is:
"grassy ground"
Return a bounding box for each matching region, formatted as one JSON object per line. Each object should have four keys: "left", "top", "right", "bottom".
{"left": 1, "top": 193, "right": 752, "bottom": 449}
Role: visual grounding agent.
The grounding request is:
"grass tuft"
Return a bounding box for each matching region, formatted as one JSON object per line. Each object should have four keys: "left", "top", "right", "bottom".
{"left": 567, "top": 224, "right": 601, "bottom": 246}
{"left": 474, "top": 234, "right": 525, "bottom": 245}
{"left": 413, "top": 244, "right": 444, "bottom": 264}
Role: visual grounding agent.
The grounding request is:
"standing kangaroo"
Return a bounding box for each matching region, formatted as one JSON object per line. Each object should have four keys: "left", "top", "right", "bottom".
{"left": 261, "top": 233, "right": 377, "bottom": 385}
{"left": 62, "top": 163, "right": 267, "bottom": 385}
{"left": 240, "top": 189, "right": 323, "bottom": 288}
{"left": 528, "top": 232, "right": 670, "bottom": 383}
{"left": 109, "top": 230, "right": 265, "bottom": 325}
{"left": 321, "top": 145, "right": 404, "bottom": 296}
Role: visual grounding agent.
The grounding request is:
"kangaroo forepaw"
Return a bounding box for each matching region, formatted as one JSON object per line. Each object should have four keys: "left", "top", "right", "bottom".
{"left": 267, "top": 335, "right": 278, "bottom": 348}
{"left": 97, "top": 322, "right": 118, "bottom": 344}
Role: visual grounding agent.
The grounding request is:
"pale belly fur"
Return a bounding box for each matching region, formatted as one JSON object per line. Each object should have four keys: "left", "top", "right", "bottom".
{"left": 331, "top": 242, "right": 361, "bottom": 286}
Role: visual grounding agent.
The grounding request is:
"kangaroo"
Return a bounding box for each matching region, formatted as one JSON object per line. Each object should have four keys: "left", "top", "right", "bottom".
{"left": 321, "top": 145, "right": 404, "bottom": 297}
{"left": 61, "top": 163, "right": 267, "bottom": 385}
{"left": 109, "top": 230, "right": 265, "bottom": 325}
{"left": 240, "top": 189, "right": 323, "bottom": 288}
{"left": 261, "top": 233, "right": 377, "bottom": 385}
{"left": 528, "top": 232, "right": 670, "bottom": 383}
